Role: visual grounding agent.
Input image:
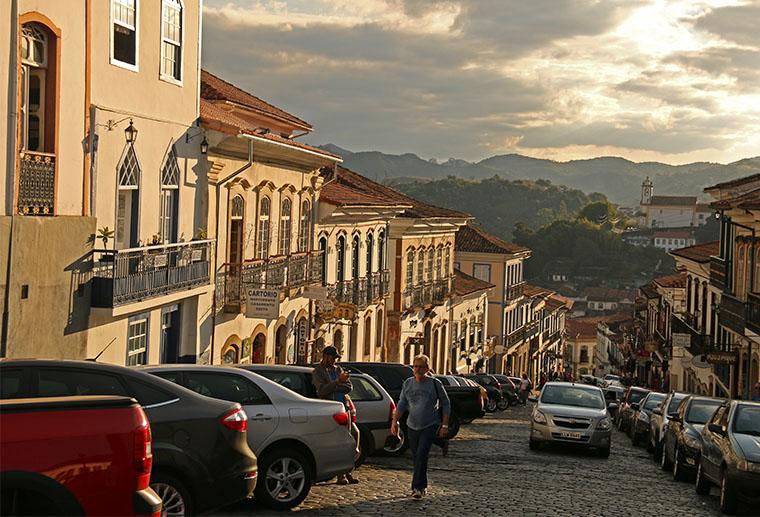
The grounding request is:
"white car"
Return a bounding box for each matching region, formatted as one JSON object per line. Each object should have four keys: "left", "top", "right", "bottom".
{"left": 143, "top": 365, "right": 356, "bottom": 511}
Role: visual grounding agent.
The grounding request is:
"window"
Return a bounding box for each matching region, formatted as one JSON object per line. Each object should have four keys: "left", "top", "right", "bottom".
{"left": 435, "top": 247, "right": 442, "bottom": 280}
{"left": 416, "top": 249, "right": 424, "bottom": 285}
{"left": 20, "top": 24, "right": 48, "bottom": 152}
{"left": 426, "top": 247, "right": 433, "bottom": 281}
{"left": 444, "top": 245, "right": 451, "bottom": 277}
{"left": 366, "top": 233, "right": 374, "bottom": 275}
{"left": 378, "top": 231, "right": 385, "bottom": 270}
{"left": 185, "top": 372, "right": 269, "bottom": 405}
{"left": 116, "top": 144, "right": 140, "bottom": 249}
{"left": 376, "top": 309, "right": 383, "bottom": 349}
{"left": 127, "top": 315, "right": 149, "bottom": 366}
{"left": 257, "top": 196, "right": 270, "bottom": 259}
{"left": 406, "top": 249, "right": 414, "bottom": 287}
{"left": 299, "top": 200, "right": 311, "bottom": 252}
{"left": 337, "top": 235, "right": 346, "bottom": 281}
{"left": 123, "top": 378, "right": 176, "bottom": 406}
{"left": 38, "top": 369, "right": 128, "bottom": 398}
{"left": 349, "top": 377, "right": 383, "bottom": 402}
{"left": 351, "top": 235, "right": 360, "bottom": 280}
{"left": 159, "top": 146, "right": 179, "bottom": 243}
{"left": 0, "top": 369, "right": 25, "bottom": 398}
{"left": 318, "top": 236, "right": 327, "bottom": 285}
{"left": 473, "top": 264, "right": 491, "bottom": 283}
{"left": 111, "top": 0, "right": 138, "bottom": 68}
{"left": 160, "top": 0, "right": 182, "bottom": 81}
{"left": 255, "top": 370, "right": 313, "bottom": 397}
{"left": 229, "top": 195, "right": 244, "bottom": 264}
{"left": 279, "top": 198, "right": 291, "bottom": 256}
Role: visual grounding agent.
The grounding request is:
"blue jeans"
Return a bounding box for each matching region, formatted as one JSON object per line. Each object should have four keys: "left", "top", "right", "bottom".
{"left": 408, "top": 425, "right": 439, "bottom": 491}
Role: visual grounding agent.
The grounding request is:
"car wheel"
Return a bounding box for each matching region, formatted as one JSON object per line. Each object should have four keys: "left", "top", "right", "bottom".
{"left": 256, "top": 447, "right": 313, "bottom": 511}
{"left": 383, "top": 424, "right": 407, "bottom": 456}
{"left": 462, "top": 419, "right": 474, "bottom": 425}
{"left": 447, "top": 413, "right": 461, "bottom": 439}
{"left": 672, "top": 447, "right": 686, "bottom": 482}
{"left": 597, "top": 446, "right": 611, "bottom": 459}
{"left": 486, "top": 398, "right": 497, "bottom": 412}
{"left": 720, "top": 468, "right": 738, "bottom": 515}
{"left": 660, "top": 443, "right": 672, "bottom": 471}
{"left": 497, "top": 398, "right": 509, "bottom": 411}
{"left": 695, "top": 462, "right": 711, "bottom": 495}
{"left": 151, "top": 473, "right": 192, "bottom": 517}
{"left": 529, "top": 439, "right": 540, "bottom": 451}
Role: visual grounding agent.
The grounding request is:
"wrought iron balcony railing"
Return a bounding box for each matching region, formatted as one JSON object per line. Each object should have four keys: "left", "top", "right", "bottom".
{"left": 379, "top": 269, "right": 391, "bottom": 297}
{"left": 92, "top": 240, "right": 214, "bottom": 308}
{"left": 671, "top": 312, "right": 710, "bottom": 356}
{"left": 403, "top": 276, "right": 453, "bottom": 310}
{"left": 747, "top": 291, "right": 760, "bottom": 335}
{"left": 18, "top": 150, "right": 56, "bottom": 215}
{"left": 710, "top": 256, "right": 726, "bottom": 292}
{"left": 719, "top": 292, "right": 746, "bottom": 335}
{"left": 506, "top": 281, "right": 525, "bottom": 301}
{"left": 523, "top": 320, "right": 540, "bottom": 340}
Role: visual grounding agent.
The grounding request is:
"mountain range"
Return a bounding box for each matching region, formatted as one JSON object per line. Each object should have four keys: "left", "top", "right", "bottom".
{"left": 318, "top": 144, "right": 760, "bottom": 206}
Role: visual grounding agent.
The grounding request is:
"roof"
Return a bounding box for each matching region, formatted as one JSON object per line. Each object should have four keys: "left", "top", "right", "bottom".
{"left": 545, "top": 295, "right": 571, "bottom": 312}
{"left": 711, "top": 188, "right": 760, "bottom": 211}
{"left": 453, "top": 269, "right": 495, "bottom": 296}
{"left": 199, "top": 100, "right": 340, "bottom": 160}
{"left": 653, "top": 229, "right": 693, "bottom": 239}
{"left": 321, "top": 166, "right": 469, "bottom": 219}
{"left": 524, "top": 284, "right": 553, "bottom": 298}
{"left": 201, "top": 69, "right": 311, "bottom": 130}
{"left": 648, "top": 195, "right": 697, "bottom": 206}
{"left": 639, "top": 284, "right": 660, "bottom": 299}
{"left": 705, "top": 173, "right": 760, "bottom": 192}
{"left": 582, "top": 287, "right": 636, "bottom": 302}
{"left": 669, "top": 241, "right": 719, "bottom": 263}
{"left": 455, "top": 225, "right": 530, "bottom": 255}
{"left": 319, "top": 181, "right": 409, "bottom": 208}
{"left": 654, "top": 272, "right": 686, "bottom": 289}
{"left": 566, "top": 319, "right": 598, "bottom": 340}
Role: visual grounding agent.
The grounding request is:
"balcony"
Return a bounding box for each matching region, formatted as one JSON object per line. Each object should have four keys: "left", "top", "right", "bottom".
{"left": 506, "top": 327, "right": 525, "bottom": 347}
{"left": 332, "top": 278, "right": 368, "bottom": 308}
{"left": 523, "top": 320, "right": 540, "bottom": 340}
{"left": 710, "top": 256, "right": 726, "bottom": 291}
{"left": 746, "top": 292, "right": 760, "bottom": 335}
{"left": 18, "top": 150, "right": 56, "bottom": 215}
{"left": 506, "top": 281, "right": 525, "bottom": 301}
{"left": 719, "top": 292, "right": 746, "bottom": 335}
{"left": 671, "top": 313, "right": 710, "bottom": 355}
{"left": 366, "top": 270, "right": 391, "bottom": 302}
{"left": 217, "top": 250, "right": 324, "bottom": 310}
{"left": 403, "top": 276, "right": 453, "bottom": 311}
{"left": 92, "top": 240, "right": 213, "bottom": 308}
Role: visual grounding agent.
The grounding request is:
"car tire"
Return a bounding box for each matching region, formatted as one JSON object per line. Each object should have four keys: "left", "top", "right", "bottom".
{"left": 151, "top": 472, "right": 193, "bottom": 517}
{"left": 497, "top": 398, "right": 509, "bottom": 411}
{"left": 720, "top": 468, "right": 738, "bottom": 515}
{"left": 597, "top": 446, "right": 611, "bottom": 459}
{"left": 256, "top": 447, "right": 313, "bottom": 511}
{"left": 695, "top": 462, "right": 711, "bottom": 495}
{"left": 529, "top": 439, "right": 540, "bottom": 451}
{"left": 660, "top": 443, "right": 672, "bottom": 471}
{"left": 447, "top": 413, "right": 461, "bottom": 439}
{"left": 672, "top": 447, "right": 686, "bottom": 482}
{"left": 486, "top": 398, "right": 498, "bottom": 412}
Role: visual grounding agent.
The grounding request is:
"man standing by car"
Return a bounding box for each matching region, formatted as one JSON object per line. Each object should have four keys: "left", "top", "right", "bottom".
{"left": 391, "top": 354, "right": 450, "bottom": 500}
{"left": 312, "top": 346, "right": 359, "bottom": 485}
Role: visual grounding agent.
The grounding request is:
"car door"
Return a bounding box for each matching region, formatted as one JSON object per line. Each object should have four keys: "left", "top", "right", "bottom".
{"left": 183, "top": 371, "right": 278, "bottom": 453}
{"left": 350, "top": 376, "right": 386, "bottom": 425}
{"left": 667, "top": 399, "right": 688, "bottom": 459}
{"left": 701, "top": 405, "right": 726, "bottom": 481}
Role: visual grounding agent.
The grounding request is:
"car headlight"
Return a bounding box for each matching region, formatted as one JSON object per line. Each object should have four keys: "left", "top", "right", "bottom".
{"left": 737, "top": 460, "right": 760, "bottom": 473}
{"left": 533, "top": 411, "right": 547, "bottom": 424}
{"left": 638, "top": 412, "right": 649, "bottom": 423}
{"left": 683, "top": 434, "right": 701, "bottom": 450}
{"left": 597, "top": 418, "right": 611, "bottom": 430}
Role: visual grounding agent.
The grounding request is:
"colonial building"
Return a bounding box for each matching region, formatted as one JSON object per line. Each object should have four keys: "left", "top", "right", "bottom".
{"left": 639, "top": 177, "right": 710, "bottom": 229}
{"left": 565, "top": 319, "right": 597, "bottom": 377}
{"left": 595, "top": 314, "right": 634, "bottom": 378}
{"left": 652, "top": 229, "right": 696, "bottom": 252}
{"left": 448, "top": 269, "right": 493, "bottom": 374}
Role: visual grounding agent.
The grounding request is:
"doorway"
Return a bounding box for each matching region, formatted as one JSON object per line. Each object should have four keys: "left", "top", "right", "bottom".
{"left": 160, "top": 304, "right": 180, "bottom": 363}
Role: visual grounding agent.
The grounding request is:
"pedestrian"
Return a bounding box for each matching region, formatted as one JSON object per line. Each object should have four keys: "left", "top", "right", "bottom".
{"left": 538, "top": 371, "right": 547, "bottom": 391}
{"left": 518, "top": 373, "right": 531, "bottom": 405}
{"left": 391, "top": 354, "right": 450, "bottom": 500}
{"left": 752, "top": 382, "right": 760, "bottom": 402}
{"left": 312, "top": 345, "right": 360, "bottom": 485}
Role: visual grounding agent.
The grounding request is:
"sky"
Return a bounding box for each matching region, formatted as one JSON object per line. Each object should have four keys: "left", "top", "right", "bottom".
{"left": 202, "top": 0, "right": 760, "bottom": 165}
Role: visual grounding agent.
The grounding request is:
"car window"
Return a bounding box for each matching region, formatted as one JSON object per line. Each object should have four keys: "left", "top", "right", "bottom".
{"left": 732, "top": 405, "right": 760, "bottom": 436}
{"left": 629, "top": 390, "right": 648, "bottom": 404}
{"left": 185, "top": 372, "right": 269, "bottom": 405}
{"left": 37, "top": 369, "right": 128, "bottom": 398}
{"left": 667, "top": 394, "right": 687, "bottom": 414}
{"left": 686, "top": 400, "right": 722, "bottom": 425}
{"left": 254, "top": 370, "right": 307, "bottom": 396}
{"left": 124, "top": 377, "right": 177, "bottom": 406}
{"left": 479, "top": 376, "right": 494, "bottom": 385}
{"left": 436, "top": 377, "right": 451, "bottom": 386}
{"left": 152, "top": 370, "right": 182, "bottom": 385}
{"left": 370, "top": 367, "right": 410, "bottom": 392}
{"left": 540, "top": 385, "right": 605, "bottom": 409}
{"left": 604, "top": 390, "right": 618, "bottom": 402}
{"left": 644, "top": 394, "right": 665, "bottom": 410}
{"left": 0, "top": 368, "right": 25, "bottom": 399}
{"left": 350, "top": 377, "right": 383, "bottom": 402}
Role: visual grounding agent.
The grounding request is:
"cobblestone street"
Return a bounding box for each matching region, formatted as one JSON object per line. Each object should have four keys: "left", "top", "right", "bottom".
{"left": 220, "top": 405, "right": 735, "bottom": 516}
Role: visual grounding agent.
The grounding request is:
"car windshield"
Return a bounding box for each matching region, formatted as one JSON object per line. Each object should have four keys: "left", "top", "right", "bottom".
{"left": 644, "top": 394, "right": 666, "bottom": 410}
{"left": 667, "top": 394, "right": 688, "bottom": 414}
{"left": 540, "top": 385, "right": 605, "bottom": 409}
{"left": 733, "top": 405, "right": 760, "bottom": 436}
{"left": 686, "top": 400, "right": 723, "bottom": 424}
{"left": 629, "top": 390, "right": 648, "bottom": 404}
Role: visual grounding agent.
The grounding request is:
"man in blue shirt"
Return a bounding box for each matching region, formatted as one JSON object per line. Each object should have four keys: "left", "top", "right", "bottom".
{"left": 391, "top": 354, "right": 450, "bottom": 500}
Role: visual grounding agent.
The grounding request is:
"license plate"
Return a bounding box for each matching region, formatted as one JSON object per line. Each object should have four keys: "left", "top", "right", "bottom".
{"left": 560, "top": 431, "right": 582, "bottom": 439}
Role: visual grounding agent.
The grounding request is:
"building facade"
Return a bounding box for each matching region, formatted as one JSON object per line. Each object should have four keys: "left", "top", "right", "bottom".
{"left": 639, "top": 177, "right": 710, "bottom": 229}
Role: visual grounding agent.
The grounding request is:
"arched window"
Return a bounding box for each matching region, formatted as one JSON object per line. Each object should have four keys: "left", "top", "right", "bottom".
{"left": 159, "top": 145, "right": 180, "bottom": 243}
{"left": 279, "top": 198, "right": 292, "bottom": 256}
{"left": 336, "top": 235, "right": 346, "bottom": 281}
{"left": 116, "top": 143, "right": 140, "bottom": 248}
{"left": 257, "top": 196, "right": 270, "bottom": 259}
{"left": 736, "top": 245, "right": 746, "bottom": 297}
{"left": 20, "top": 23, "right": 50, "bottom": 153}
{"left": 378, "top": 231, "right": 385, "bottom": 270}
{"left": 364, "top": 316, "right": 372, "bottom": 356}
{"left": 299, "top": 200, "right": 311, "bottom": 252}
{"left": 351, "top": 235, "right": 360, "bottom": 280}
{"left": 426, "top": 247, "right": 434, "bottom": 281}
{"left": 222, "top": 344, "right": 239, "bottom": 364}
{"left": 366, "top": 232, "right": 374, "bottom": 275}
{"left": 228, "top": 195, "right": 244, "bottom": 264}
{"left": 417, "top": 248, "right": 424, "bottom": 285}
{"left": 435, "top": 246, "right": 442, "bottom": 280}
{"left": 318, "top": 236, "right": 327, "bottom": 285}
{"left": 444, "top": 245, "right": 451, "bottom": 278}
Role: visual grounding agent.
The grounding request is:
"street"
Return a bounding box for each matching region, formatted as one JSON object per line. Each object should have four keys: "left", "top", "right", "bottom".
{"left": 220, "top": 405, "right": 730, "bottom": 516}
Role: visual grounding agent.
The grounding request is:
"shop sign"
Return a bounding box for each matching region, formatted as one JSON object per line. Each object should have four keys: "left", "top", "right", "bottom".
{"left": 706, "top": 351, "right": 738, "bottom": 365}
{"left": 245, "top": 288, "right": 280, "bottom": 319}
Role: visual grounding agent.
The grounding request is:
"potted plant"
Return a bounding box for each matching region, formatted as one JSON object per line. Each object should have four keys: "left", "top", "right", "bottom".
{"left": 97, "top": 227, "right": 115, "bottom": 262}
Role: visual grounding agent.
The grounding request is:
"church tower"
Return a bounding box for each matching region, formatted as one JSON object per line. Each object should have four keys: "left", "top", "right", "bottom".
{"left": 641, "top": 177, "right": 653, "bottom": 205}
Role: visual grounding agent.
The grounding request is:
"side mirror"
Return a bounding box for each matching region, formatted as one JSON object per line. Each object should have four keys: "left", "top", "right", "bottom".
{"left": 631, "top": 402, "right": 640, "bottom": 411}
{"left": 668, "top": 414, "right": 681, "bottom": 423}
{"left": 652, "top": 407, "right": 662, "bottom": 416}
{"left": 708, "top": 423, "right": 726, "bottom": 436}
{"left": 528, "top": 394, "right": 538, "bottom": 403}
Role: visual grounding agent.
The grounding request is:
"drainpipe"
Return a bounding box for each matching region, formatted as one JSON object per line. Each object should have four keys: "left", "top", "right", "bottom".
{"left": 209, "top": 137, "right": 253, "bottom": 364}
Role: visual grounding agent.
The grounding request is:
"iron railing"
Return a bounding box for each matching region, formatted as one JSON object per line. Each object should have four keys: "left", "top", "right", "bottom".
{"left": 506, "top": 281, "right": 525, "bottom": 301}
{"left": 710, "top": 256, "right": 726, "bottom": 292}
{"left": 380, "top": 269, "right": 391, "bottom": 297}
{"left": 18, "top": 150, "right": 55, "bottom": 215}
{"left": 403, "top": 276, "right": 452, "bottom": 310}
{"left": 747, "top": 292, "right": 760, "bottom": 335}
{"left": 671, "top": 313, "right": 710, "bottom": 356}
{"left": 719, "top": 292, "right": 746, "bottom": 335}
{"left": 523, "top": 320, "right": 540, "bottom": 340}
{"left": 92, "top": 240, "right": 213, "bottom": 307}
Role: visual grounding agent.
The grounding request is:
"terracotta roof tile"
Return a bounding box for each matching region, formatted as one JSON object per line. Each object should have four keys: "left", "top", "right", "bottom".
{"left": 566, "top": 319, "right": 598, "bottom": 340}
{"left": 201, "top": 69, "right": 311, "bottom": 129}
{"left": 654, "top": 272, "right": 686, "bottom": 289}
{"left": 711, "top": 188, "right": 760, "bottom": 211}
{"left": 523, "top": 284, "right": 552, "bottom": 298}
{"left": 319, "top": 182, "right": 409, "bottom": 208}
{"left": 648, "top": 195, "right": 697, "bottom": 206}
{"left": 455, "top": 225, "right": 530, "bottom": 255}
{"left": 705, "top": 173, "right": 760, "bottom": 192}
{"left": 453, "top": 269, "right": 494, "bottom": 296}
{"left": 669, "top": 241, "right": 719, "bottom": 263}
{"left": 545, "top": 295, "right": 571, "bottom": 312}
{"left": 652, "top": 229, "right": 693, "bottom": 239}
{"left": 582, "top": 287, "right": 636, "bottom": 302}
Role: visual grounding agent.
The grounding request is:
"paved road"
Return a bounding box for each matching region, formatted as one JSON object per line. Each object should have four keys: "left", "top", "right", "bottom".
{"left": 221, "top": 404, "right": 738, "bottom": 516}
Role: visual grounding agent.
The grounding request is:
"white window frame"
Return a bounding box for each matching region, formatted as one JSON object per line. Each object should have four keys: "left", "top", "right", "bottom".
{"left": 126, "top": 314, "right": 149, "bottom": 366}
{"left": 110, "top": 0, "right": 140, "bottom": 72}
{"left": 473, "top": 263, "right": 491, "bottom": 283}
{"left": 159, "top": 0, "right": 184, "bottom": 85}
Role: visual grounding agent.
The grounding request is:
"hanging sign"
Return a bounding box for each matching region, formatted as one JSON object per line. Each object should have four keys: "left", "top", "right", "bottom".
{"left": 245, "top": 288, "right": 280, "bottom": 319}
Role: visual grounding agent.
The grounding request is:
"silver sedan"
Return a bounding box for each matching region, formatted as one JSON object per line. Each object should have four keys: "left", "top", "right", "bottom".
{"left": 529, "top": 382, "right": 612, "bottom": 457}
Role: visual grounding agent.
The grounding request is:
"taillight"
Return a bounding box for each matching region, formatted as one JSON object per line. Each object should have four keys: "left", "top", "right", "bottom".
{"left": 388, "top": 400, "right": 396, "bottom": 423}
{"left": 221, "top": 407, "right": 248, "bottom": 432}
{"left": 333, "top": 411, "right": 350, "bottom": 426}
{"left": 133, "top": 420, "right": 152, "bottom": 490}
{"left": 346, "top": 399, "right": 357, "bottom": 423}
{"left": 495, "top": 382, "right": 502, "bottom": 391}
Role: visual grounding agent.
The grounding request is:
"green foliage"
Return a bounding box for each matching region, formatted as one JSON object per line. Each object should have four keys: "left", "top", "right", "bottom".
{"left": 97, "top": 226, "right": 115, "bottom": 249}
{"left": 695, "top": 216, "right": 719, "bottom": 244}
{"left": 578, "top": 201, "right": 616, "bottom": 225}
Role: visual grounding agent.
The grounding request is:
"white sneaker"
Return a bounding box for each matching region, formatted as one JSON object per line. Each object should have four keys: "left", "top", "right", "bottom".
{"left": 412, "top": 489, "right": 422, "bottom": 500}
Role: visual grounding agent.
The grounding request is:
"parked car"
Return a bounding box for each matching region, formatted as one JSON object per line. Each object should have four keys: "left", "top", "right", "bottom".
{"left": 143, "top": 365, "right": 355, "bottom": 510}
{"left": 616, "top": 386, "right": 650, "bottom": 432}
{"left": 456, "top": 376, "right": 488, "bottom": 412}
{"left": 629, "top": 391, "right": 666, "bottom": 446}
{"left": 662, "top": 395, "right": 725, "bottom": 480}
{"left": 492, "top": 374, "right": 519, "bottom": 406}
{"left": 463, "top": 373, "right": 504, "bottom": 412}
{"left": 649, "top": 391, "right": 689, "bottom": 461}
{"left": 0, "top": 395, "right": 161, "bottom": 517}
{"left": 432, "top": 375, "right": 485, "bottom": 430}
{"left": 529, "top": 382, "right": 612, "bottom": 457}
{"left": 696, "top": 401, "right": 760, "bottom": 514}
{"left": 0, "top": 359, "right": 258, "bottom": 515}
{"left": 603, "top": 374, "right": 622, "bottom": 385}
{"left": 239, "top": 364, "right": 394, "bottom": 467}
{"left": 603, "top": 386, "right": 625, "bottom": 421}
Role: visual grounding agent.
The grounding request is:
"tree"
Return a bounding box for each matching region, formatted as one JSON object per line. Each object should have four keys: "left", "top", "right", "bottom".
{"left": 578, "top": 201, "right": 616, "bottom": 225}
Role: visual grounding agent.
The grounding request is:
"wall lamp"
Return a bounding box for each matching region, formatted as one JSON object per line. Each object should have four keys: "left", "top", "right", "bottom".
{"left": 186, "top": 130, "right": 209, "bottom": 155}
{"left": 103, "top": 117, "right": 138, "bottom": 143}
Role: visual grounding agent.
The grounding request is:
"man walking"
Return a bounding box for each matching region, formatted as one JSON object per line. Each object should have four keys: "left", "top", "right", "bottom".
{"left": 518, "top": 373, "right": 532, "bottom": 405}
{"left": 391, "top": 354, "right": 450, "bottom": 500}
{"left": 312, "top": 345, "right": 359, "bottom": 485}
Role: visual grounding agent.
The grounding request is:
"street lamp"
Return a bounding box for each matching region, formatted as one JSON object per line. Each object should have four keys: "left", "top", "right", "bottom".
{"left": 124, "top": 119, "right": 138, "bottom": 144}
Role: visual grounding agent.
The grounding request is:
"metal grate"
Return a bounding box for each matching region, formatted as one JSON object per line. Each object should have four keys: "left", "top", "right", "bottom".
{"left": 18, "top": 151, "right": 55, "bottom": 215}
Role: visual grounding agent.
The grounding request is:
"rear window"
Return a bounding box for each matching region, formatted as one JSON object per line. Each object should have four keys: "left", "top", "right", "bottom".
{"left": 124, "top": 377, "right": 177, "bottom": 407}
{"left": 436, "top": 377, "right": 451, "bottom": 386}
{"left": 185, "top": 372, "right": 269, "bottom": 405}
{"left": 644, "top": 394, "right": 665, "bottom": 410}
{"left": 629, "top": 390, "right": 648, "bottom": 404}
{"left": 686, "top": 400, "right": 723, "bottom": 424}
{"left": 350, "top": 377, "right": 383, "bottom": 402}
{"left": 0, "top": 368, "right": 25, "bottom": 399}
{"left": 254, "top": 370, "right": 311, "bottom": 397}
{"left": 367, "top": 366, "right": 411, "bottom": 392}
{"left": 37, "top": 369, "right": 128, "bottom": 398}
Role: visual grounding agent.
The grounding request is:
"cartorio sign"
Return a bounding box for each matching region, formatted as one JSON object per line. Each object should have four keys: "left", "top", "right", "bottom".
{"left": 706, "top": 351, "right": 738, "bottom": 365}
{"left": 245, "top": 288, "right": 280, "bottom": 320}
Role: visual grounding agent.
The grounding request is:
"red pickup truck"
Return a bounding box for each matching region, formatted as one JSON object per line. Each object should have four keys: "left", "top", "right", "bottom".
{"left": 0, "top": 395, "right": 162, "bottom": 516}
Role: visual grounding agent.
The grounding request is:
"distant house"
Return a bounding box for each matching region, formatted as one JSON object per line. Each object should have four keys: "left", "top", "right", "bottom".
{"left": 621, "top": 229, "right": 652, "bottom": 247}
{"left": 582, "top": 287, "right": 636, "bottom": 315}
{"left": 639, "top": 177, "right": 710, "bottom": 229}
{"left": 652, "top": 228, "right": 696, "bottom": 252}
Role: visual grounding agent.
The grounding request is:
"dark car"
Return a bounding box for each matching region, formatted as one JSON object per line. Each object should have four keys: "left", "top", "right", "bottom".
{"left": 0, "top": 360, "right": 258, "bottom": 515}
{"left": 662, "top": 395, "right": 725, "bottom": 480}
{"left": 649, "top": 391, "right": 689, "bottom": 461}
{"left": 492, "top": 374, "right": 519, "bottom": 407}
{"left": 696, "top": 401, "right": 760, "bottom": 514}
{"left": 629, "top": 391, "right": 666, "bottom": 446}
{"left": 603, "top": 386, "right": 625, "bottom": 421}
{"left": 463, "top": 373, "right": 504, "bottom": 412}
{"left": 616, "top": 386, "right": 650, "bottom": 432}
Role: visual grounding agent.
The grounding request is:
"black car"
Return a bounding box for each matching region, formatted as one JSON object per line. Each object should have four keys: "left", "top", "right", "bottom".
{"left": 617, "top": 386, "right": 650, "bottom": 432}
{"left": 662, "top": 395, "right": 725, "bottom": 480}
{"left": 629, "top": 391, "right": 666, "bottom": 446}
{"left": 0, "top": 359, "right": 258, "bottom": 515}
{"left": 603, "top": 386, "right": 625, "bottom": 421}
{"left": 463, "top": 373, "right": 504, "bottom": 412}
{"left": 492, "top": 374, "right": 519, "bottom": 407}
{"left": 696, "top": 401, "right": 760, "bottom": 514}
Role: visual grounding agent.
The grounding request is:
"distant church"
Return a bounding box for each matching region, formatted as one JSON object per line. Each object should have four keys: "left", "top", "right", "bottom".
{"left": 638, "top": 177, "right": 711, "bottom": 228}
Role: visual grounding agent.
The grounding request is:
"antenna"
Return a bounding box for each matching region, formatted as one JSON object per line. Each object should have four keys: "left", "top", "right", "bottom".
{"left": 89, "top": 337, "right": 118, "bottom": 362}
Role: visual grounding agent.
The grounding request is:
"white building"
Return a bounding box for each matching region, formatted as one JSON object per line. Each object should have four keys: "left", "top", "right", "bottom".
{"left": 639, "top": 177, "right": 711, "bottom": 229}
